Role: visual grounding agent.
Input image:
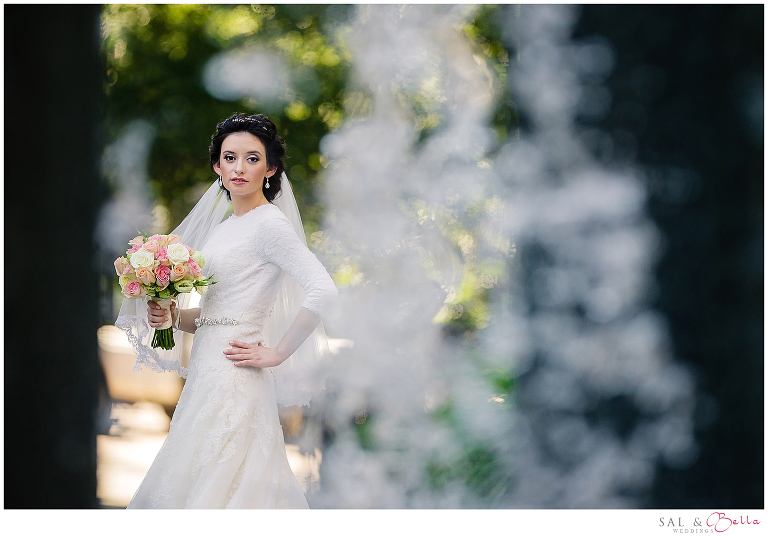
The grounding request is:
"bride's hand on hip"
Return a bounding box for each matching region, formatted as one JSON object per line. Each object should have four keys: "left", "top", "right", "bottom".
{"left": 224, "top": 340, "right": 284, "bottom": 369}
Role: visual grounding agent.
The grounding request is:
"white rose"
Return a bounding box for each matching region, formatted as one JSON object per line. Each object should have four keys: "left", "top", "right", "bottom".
{"left": 190, "top": 250, "right": 206, "bottom": 268}
{"left": 167, "top": 243, "right": 191, "bottom": 266}
{"left": 129, "top": 248, "right": 155, "bottom": 269}
{"left": 195, "top": 283, "right": 208, "bottom": 296}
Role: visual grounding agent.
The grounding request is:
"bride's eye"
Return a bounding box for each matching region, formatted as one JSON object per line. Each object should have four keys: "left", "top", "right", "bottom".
{"left": 223, "top": 155, "right": 235, "bottom": 161}
{"left": 248, "top": 157, "right": 258, "bottom": 163}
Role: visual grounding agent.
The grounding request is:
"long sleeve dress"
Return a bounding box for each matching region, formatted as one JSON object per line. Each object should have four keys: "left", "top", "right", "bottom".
{"left": 127, "top": 203, "right": 338, "bottom": 509}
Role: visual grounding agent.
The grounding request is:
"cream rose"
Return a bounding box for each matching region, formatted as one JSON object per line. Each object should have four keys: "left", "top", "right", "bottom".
{"left": 114, "top": 256, "right": 130, "bottom": 276}
{"left": 135, "top": 267, "right": 156, "bottom": 285}
{"left": 167, "top": 243, "right": 190, "bottom": 265}
{"left": 170, "top": 264, "right": 186, "bottom": 282}
{"left": 130, "top": 247, "right": 155, "bottom": 269}
{"left": 190, "top": 250, "right": 206, "bottom": 268}
{"left": 142, "top": 239, "right": 160, "bottom": 254}
{"left": 128, "top": 236, "right": 144, "bottom": 247}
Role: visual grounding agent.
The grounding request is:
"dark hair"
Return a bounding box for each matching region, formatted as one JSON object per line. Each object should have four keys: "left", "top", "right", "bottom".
{"left": 209, "top": 112, "right": 286, "bottom": 203}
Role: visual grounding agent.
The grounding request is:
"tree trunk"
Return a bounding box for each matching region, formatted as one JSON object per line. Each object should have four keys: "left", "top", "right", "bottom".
{"left": 4, "top": 4, "right": 104, "bottom": 508}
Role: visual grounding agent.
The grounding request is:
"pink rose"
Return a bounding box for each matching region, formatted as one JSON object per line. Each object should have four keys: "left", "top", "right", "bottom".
{"left": 156, "top": 247, "right": 169, "bottom": 266}
{"left": 143, "top": 240, "right": 160, "bottom": 254}
{"left": 127, "top": 245, "right": 140, "bottom": 255}
{"left": 154, "top": 234, "right": 168, "bottom": 248}
{"left": 167, "top": 234, "right": 181, "bottom": 245}
{"left": 135, "top": 267, "right": 155, "bottom": 285}
{"left": 124, "top": 280, "right": 144, "bottom": 298}
{"left": 155, "top": 265, "right": 171, "bottom": 286}
{"left": 170, "top": 264, "right": 186, "bottom": 282}
{"left": 187, "top": 258, "right": 202, "bottom": 278}
{"left": 123, "top": 265, "right": 135, "bottom": 276}
{"left": 128, "top": 236, "right": 144, "bottom": 247}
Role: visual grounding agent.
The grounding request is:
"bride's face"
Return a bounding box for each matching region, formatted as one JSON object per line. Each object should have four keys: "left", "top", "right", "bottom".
{"left": 213, "top": 132, "right": 276, "bottom": 199}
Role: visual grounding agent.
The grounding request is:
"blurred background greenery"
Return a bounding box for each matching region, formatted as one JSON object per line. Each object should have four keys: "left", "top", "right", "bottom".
{"left": 100, "top": 4, "right": 519, "bottom": 505}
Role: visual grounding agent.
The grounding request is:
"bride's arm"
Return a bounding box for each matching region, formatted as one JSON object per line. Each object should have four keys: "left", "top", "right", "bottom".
{"left": 224, "top": 211, "right": 338, "bottom": 368}
{"left": 226, "top": 306, "right": 322, "bottom": 368}
{"left": 274, "top": 306, "right": 322, "bottom": 361}
{"left": 175, "top": 307, "right": 201, "bottom": 334}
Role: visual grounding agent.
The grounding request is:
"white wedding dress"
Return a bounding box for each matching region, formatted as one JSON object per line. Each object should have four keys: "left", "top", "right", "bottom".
{"left": 126, "top": 203, "right": 337, "bottom": 509}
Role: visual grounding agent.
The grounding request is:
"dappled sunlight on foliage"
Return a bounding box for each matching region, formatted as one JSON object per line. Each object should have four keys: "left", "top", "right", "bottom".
{"left": 102, "top": 4, "right": 514, "bottom": 235}
{"left": 101, "top": 4, "right": 354, "bottom": 233}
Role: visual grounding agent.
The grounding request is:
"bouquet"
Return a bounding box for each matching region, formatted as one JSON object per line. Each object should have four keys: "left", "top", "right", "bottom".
{"left": 114, "top": 233, "right": 216, "bottom": 350}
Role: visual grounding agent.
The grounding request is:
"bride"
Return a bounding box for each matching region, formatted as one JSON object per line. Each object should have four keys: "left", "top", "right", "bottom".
{"left": 116, "top": 113, "right": 338, "bottom": 509}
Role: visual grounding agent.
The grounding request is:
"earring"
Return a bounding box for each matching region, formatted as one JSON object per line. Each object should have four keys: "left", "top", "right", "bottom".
{"left": 217, "top": 175, "right": 223, "bottom": 189}
{"left": 265, "top": 176, "right": 270, "bottom": 189}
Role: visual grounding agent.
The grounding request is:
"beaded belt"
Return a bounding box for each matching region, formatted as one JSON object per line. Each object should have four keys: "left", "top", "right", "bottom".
{"left": 194, "top": 316, "right": 240, "bottom": 328}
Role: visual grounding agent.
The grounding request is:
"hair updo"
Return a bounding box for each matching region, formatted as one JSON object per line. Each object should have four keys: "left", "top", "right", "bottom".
{"left": 208, "top": 112, "right": 286, "bottom": 203}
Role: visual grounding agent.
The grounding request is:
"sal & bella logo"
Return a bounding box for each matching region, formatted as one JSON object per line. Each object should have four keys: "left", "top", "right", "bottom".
{"left": 659, "top": 513, "right": 761, "bottom": 533}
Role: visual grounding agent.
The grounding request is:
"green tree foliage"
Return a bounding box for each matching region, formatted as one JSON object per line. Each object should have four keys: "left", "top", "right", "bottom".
{"left": 102, "top": 4, "right": 515, "bottom": 243}
{"left": 102, "top": 4, "right": 354, "bottom": 234}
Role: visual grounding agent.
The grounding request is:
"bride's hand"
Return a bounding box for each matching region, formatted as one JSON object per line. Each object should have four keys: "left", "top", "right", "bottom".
{"left": 147, "top": 300, "right": 176, "bottom": 328}
{"left": 224, "top": 340, "right": 284, "bottom": 369}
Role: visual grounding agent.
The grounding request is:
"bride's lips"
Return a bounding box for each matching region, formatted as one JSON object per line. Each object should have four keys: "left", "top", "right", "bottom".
{"left": 231, "top": 177, "right": 247, "bottom": 185}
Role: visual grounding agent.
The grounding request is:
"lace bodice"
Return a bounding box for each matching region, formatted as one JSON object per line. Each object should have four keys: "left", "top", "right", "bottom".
{"left": 198, "top": 203, "right": 337, "bottom": 341}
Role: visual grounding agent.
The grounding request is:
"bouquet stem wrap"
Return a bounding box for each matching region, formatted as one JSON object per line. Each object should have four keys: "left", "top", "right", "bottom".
{"left": 150, "top": 297, "right": 176, "bottom": 350}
